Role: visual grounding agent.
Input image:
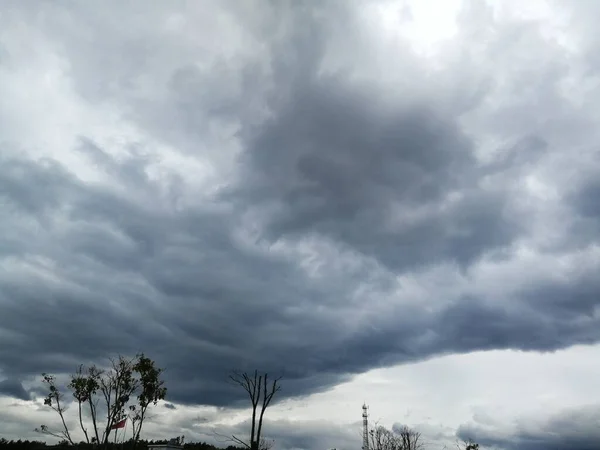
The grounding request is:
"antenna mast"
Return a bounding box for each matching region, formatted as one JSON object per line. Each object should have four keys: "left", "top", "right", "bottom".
{"left": 362, "top": 403, "right": 369, "bottom": 450}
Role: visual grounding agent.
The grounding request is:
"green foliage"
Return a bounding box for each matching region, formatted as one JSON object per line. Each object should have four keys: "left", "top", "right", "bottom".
{"left": 134, "top": 354, "right": 167, "bottom": 408}
{"left": 37, "top": 374, "right": 73, "bottom": 444}
{"left": 37, "top": 354, "right": 166, "bottom": 448}
{"left": 129, "top": 353, "right": 167, "bottom": 445}
{"left": 68, "top": 365, "right": 100, "bottom": 403}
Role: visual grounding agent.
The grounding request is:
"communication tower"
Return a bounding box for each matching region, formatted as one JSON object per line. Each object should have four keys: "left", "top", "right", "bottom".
{"left": 362, "top": 403, "right": 369, "bottom": 450}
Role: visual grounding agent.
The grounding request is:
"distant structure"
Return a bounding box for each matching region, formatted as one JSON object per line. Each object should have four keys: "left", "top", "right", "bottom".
{"left": 362, "top": 403, "right": 369, "bottom": 450}
{"left": 148, "top": 436, "right": 185, "bottom": 450}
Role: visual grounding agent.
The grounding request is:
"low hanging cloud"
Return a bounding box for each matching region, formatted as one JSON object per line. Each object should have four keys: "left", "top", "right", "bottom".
{"left": 194, "top": 418, "right": 362, "bottom": 450}
{"left": 0, "top": 379, "right": 30, "bottom": 401}
{"left": 457, "top": 405, "right": 600, "bottom": 450}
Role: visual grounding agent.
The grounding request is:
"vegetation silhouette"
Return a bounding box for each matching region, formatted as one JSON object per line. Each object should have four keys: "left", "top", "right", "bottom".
{"left": 36, "top": 354, "right": 166, "bottom": 450}
{"left": 0, "top": 438, "right": 244, "bottom": 450}
{"left": 29, "top": 354, "right": 481, "bottom": 449}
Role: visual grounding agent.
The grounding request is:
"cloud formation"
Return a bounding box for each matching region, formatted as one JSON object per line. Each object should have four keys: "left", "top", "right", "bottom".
{"left": 0, "top": 379, "right": 29, "bottom": 401}
{"left": 1, "top": 0, "right": 600, "bottom": 448}
{"left": 458, "top": 405, "right": 600, "bottom": 450}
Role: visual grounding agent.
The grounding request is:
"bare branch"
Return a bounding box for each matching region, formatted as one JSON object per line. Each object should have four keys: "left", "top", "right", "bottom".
{"left": 230, "top": 370, "right": 282, "bottom": 450}
{"left": 259, "top": 437, "right": 274, "bottom": 450}
{"left": 367, "top": 422, "right": 424, "bottom": 450}
{"left": 35, "top": 424, "right": 70, "bottom": 443}
{"left": 211, "top": 429, "right": 251, "bottom": 449}
{"left": 232, "top": 435, "right": 252, "bottom": 449}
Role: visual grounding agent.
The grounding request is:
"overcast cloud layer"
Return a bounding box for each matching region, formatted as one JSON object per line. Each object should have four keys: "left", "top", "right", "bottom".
{"left": 1, "top": 1, "right": 600, "bottom": 449}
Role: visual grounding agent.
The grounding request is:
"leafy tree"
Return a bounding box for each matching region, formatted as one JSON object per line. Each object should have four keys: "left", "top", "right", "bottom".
{"left": 37, "top": 373, "right": 74, "bottom": 445}
{"left": 456, "top": 439, "right": 479, "bottom": 450}
{"left": 228, "top": 370, "right": 281, "bottom": 450}
{"left": 130, "top": 354, "right": 167, "bottom": 448}
{"left": 99, "top": 355, "right": 139, "bottom": 445}
{"left": 69, "top": 364, "right": 102, "bottom": 444}
{"left": 37, "top": 353, "right": 166, "bottom": 448}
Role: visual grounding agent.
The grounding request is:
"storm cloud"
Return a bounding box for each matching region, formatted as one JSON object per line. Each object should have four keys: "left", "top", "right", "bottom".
{"left": 0, "top": 379, "right": 29, "bottom": 401}
{"left": 1, "top": 0, "right": 600, "bottom": 448}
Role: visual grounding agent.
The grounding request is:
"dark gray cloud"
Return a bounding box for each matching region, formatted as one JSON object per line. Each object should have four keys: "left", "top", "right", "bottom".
{"left": 2, "top": 0, "right": 600, "bottom": 396}
{"left": 2, "top": 0, "right": 600, "bottom": 449}
{"left": 3, "top": 144, "right": 598, "bottom": 409}
{"left": 0, "top": 379, "right": 29, "bottom": 401}
{"left": 457, "top": 405, "right": 600, "bottom": 450}
{"left": 0, "top": 150, "right": 361, "bottom": 406}
{"left": 230, "top": 76, "right": 519, "bottom": 272}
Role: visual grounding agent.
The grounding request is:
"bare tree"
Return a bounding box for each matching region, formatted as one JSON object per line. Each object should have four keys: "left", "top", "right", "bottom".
{"left": 229, "top": 370, "right": 281, "bottom": 450}
{"left": 367, "top": 424, "right": 424, "bottom": 450}
{"left": 369, "top": 425, "right": 399, "bottom": 450}
{"left": 395, "top": 425, "right": 423, "bottom": 450}
{"left": 259, "top": 437, "right": 275, "bottom": 450}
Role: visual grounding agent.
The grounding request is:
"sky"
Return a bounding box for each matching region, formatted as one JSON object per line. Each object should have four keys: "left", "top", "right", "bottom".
{"left": 1, "top": 0, "right": 600, "bottom": 449}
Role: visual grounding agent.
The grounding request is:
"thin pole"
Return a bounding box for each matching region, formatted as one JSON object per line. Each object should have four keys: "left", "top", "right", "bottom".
{"left": 362, "top": 404, "right": 369, "bottom": 450}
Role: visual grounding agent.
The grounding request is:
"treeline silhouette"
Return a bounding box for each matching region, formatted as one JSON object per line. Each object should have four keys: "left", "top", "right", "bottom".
{"left": 0, "top": 439, "right": 243, "bottom": 450}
